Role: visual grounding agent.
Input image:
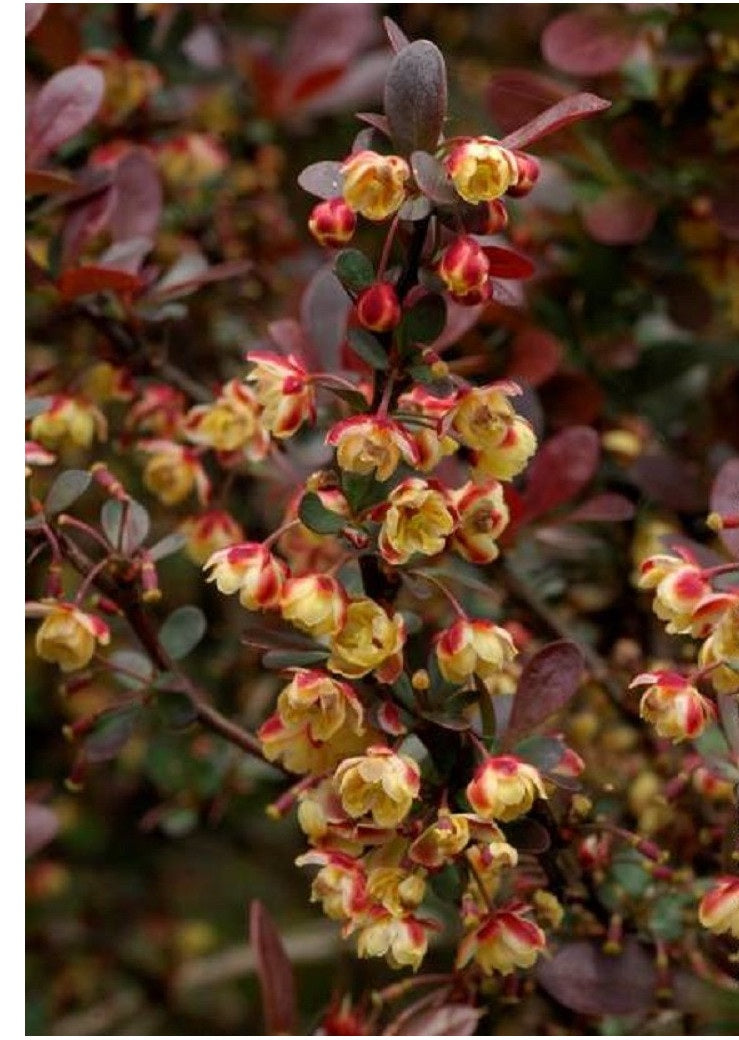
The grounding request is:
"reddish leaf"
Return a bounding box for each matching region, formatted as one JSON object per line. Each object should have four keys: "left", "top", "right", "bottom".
{"left": 300, "top": 52, "right": 392, "bottom": 121}
{"left": 61, "top": 187, "right": 115, "bottom": 267}
{"left": 507, "top": 326, "right": 562, "bottom": 386}
{"left": 711, "top": 458, "right": 739, "bottom": 559}
{"left": 297, "top": 160, "right": 343, "bottom": 200}
{"left": 393, "top": 1003, "right": 482, "bottom": 1036}
{"left": 266, "top": 318, "right": 310, "bottom": 358}
{"left": 499, "top": 93, "right": 611, "bottom": 152}
{"left": 478, "top": 244, "right": 535, "bottom": 280}
{"left": 300, "top": 265, "right": 351, "bottom": 371}
{"left": 542, "top": 10, "right": 637, "bottom": 76}
{"left": 582, "top": 187, "right": 657, "bottom": 245}
{"left": 290, "top": 65, "right": 346, "bottom": 107}
{"left": 26, "top": 4, "right": 47, "bottom": 36}
{"left": 432, "top": 297, "right": 485, "bottom": 353}
{"left": 26, "top": 65, "right": 104, "bottom": 165}
{"left": 566, "top": 492, "right": 635, "bottom": 523}
{"left": 58, "top": 266, "right": 143, "bottom": 301}
{"left": 540, "top": 371, "right": 605, "bottom": 428}
{"left": 384, "top": 40, "right": 447, "bottom": 156}
{"left": 411, "top": 150, "right": 458, "bottom": 205}
{"left": 629, "top": 451, "right": 706, "bottom": 513}
{"left": 383, "top": 16, "right": 411, "bottom": 54}
{"left": 357, "top": 111, "right": 392, "bottom": 136}
{"left": 26, "top": 802, "right": 59, "bottom": 858}
{"left": 537, "top": 938, "right": 657, "bottom": 1015}
{"left": 249, "top": 901, "right": 297, "bottom": 1036}
{"left": 110, "top": 151, "right": 162, "bottom": 243}
{"left": 506, "top": 641, "right": 585, "bottom": 740}
{"left": 146, "top": 259, "right": 253, "bottom": 303}
{"left": 486, "top": 69, "right": 569, "bottom": 136}
{"left": 521, "top": 426, "right": 600, "bottom": 521}
{"left": 25, "top": 168, "right": 75, "bottom": 196}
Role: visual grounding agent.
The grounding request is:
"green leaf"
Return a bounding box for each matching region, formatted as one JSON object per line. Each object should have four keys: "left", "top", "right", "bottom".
{"left": 648, "top": 893, "right": 687, "bottom": 941}
{"left": 320, "top": 382, "right": 369, "bottom": 413}
{"left": 346, "top": 328, "right": 389, "bottom": 370}
{"left": 155, "top": 690, "right": 198, "bottom": 729}
{"left": 84, "top": 706, "right": 140, "bottom": 762}
{"left": 101, "top": 499, "right": 150, "bottom": 554}
{"left": 108, "top": 650, "right": 153, "bottom": 690}
{"left": 334, "top": 249, "right": 374, "bottom": 292}
{"left": 44, "top": 469, "right": 91, "bottom": 514}
{"left": 159, "top": 605, "right": 207, "bottom": 661}
{"left": 610, "top": 851, "right": 651, "bottom": 897}
{"left": 298, "top": 492, "right": 347, "bottom": 535}
{"left": 261, "top": 648, "right": 329, "bottom": 670}
{"left": 402, "top": 292, "right": 446, "bottom": 345}
{"left": 149, "top": 532, "right": 187, "bottom": 562}
{"left": 341, "top": 471, "right": 396, "bottom": 513}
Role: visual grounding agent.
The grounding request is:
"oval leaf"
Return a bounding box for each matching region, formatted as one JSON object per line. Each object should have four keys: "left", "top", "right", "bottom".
{"left": 394, "top": 1003, "right": 482, "bottom": 1036}
{"left": 300, "top": 265, "right": 352, "bottom": 371}
{"left": 26, "top": 803, "right": 58, "bottom": 858}
{"left": 84, "top": 706, "right": 140, "bottom": 763}
{"left": 486, "top": 69, "right": 569, "bottom": 137}
{"left": 521, "top": 426, "right": 600, "bottom": 522}
{"left": 159, "top": 605, "right": 207, "bottom": 661}
{"left": 44, "top": 469, "right": 91, "bottom": 514}
{"left": 402, "top": 292, "right": 447, "bottom": 345}
{"left": 346, "top": 327, "right": 389, "bottom": 370}
{"left": 297, "top": 160, "right": 343, "bottom": 199}
{"left": 110, "top": 151, "right": 163, "bottom": 243}
{"left": 249, "top": 901, "right": 297, "bottom": 1036}
{"left": 537, "top": 938, "right": 657, "bottom": 1015}
{"left": 27, "top": 65, "right": 104, "bottom": 164}
{"left": 298, "top": 492, "right": 347, "bottom": 535}
{"left": 101, "top": 499, "right": 150, "bottom": 555}
{"left": 149, "top": 532, "right": 187, "bottom": 562}
{"left": 500, "top": 93, "right": 611, "bottom": 152}
{"left": 478, "top": 244, "right": 535, "bottom": 280}
{"left": 542, "top": 10, "right": 636, "bottom": 76}
{"left": 58, "top": 266, "right": 143, "bottom": 302}
{"left": 711, "top": 458, "right": 739, "bottom": 560}
{"left": 334, "top": 248, "right": 375, "bottom": 292}
{"left": 566, "top": 492, "right": 635, "bottom": 523}
{"left": 411, "top": 151, "right": 458, "bottom": 205}
{"left": 384, "top": 40, "right": 447, "bottom": 155}
{"left": 506, "top": 641, "right": 584, "bottom": 739}
{"left": 582, "top": 187, "right": 657, "bottom": 245}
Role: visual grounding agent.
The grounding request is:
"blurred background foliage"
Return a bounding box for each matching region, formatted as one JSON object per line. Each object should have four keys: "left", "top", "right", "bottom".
{"left": 26, "top": 3, "right": 738, "bottom": 1034}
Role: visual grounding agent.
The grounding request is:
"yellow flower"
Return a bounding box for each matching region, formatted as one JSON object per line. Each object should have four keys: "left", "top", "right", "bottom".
{"left": 204, "top": 542, "right": 287, "bottom": 609}
{"left": 377, "top": 478, "right": 456, "bottom": 565}
{"left": 700, "top": 602, "right": 739, "bottom": 694}
{"left": 30, "top": 395, "right": 107, "bottom": 450}
{"left": 245, "top": 351, "right": 316, "bottom": 439}
{"left": 445, "top": 137, "right": 518, "bottom": 204}
{"left": 141, "top": 440, "right": 209, "bottom": 506}
{"left": 296, "top": 849, "right": 368, "bottom": 921}
{"left": 450, "top": 480, "right": 509, "bottom": 564}
{"left": 450, "top": 385, "right": 517, "bottom": 452}
{"left": 456, "top": 906, "right": 546, "bottom": 976}
{"left": 637, "top": 553, "right": 711, "bottom": 634}
{"left": 327, "top": 416, "right": 419, "bottom": 483}
{"left": 156, "top": 132, "right": 228, "bottom": 188}
{"left": 533, "top": 890, "right": 564, "bottom": 929}
{"left": 396, "top": 387, "right": 458, "bottom": 472}
{"left": 340, "top": 150, "right": 410, "bottom": 221}
{"left": 436, "top": 618, "right": 516, "bottom": 688}
{"left": 699, "top": 876, "right": 739, "bottom": 939}
{"left": 328, "top": 598, "right": 405, "bottom": 681}
{"left": 409, "top": 810, "right": 471, "bottom": 868}
{"left": 471, "top": 417, "right": 537, "bottom": 482}
{"left": 280, "top": 574, "right": 347, "bottom": 638}
{"left": 180, "top": 510, "right": 243, "bottom": 565}
{"left": 184, "top": 380, "right": 268, "bottom": 458}
{"left": 334, "top": 746, "right": 420, "bottom": 828}
{"left": 366, "top": 867, "right": 426, "bottom": 915}
{"left": 631, "top": 670, "right": 715, "bottom": 742}
{"left": 33, "top": 602, "right": 110, "bottom": 673}
{"left": 466, "top": 755, "right": 546, "bottom": 822}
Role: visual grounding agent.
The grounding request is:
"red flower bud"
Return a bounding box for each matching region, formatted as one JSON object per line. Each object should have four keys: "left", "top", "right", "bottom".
{"left": 438, "top": 235, "right": 490, "bottom": 304}
{"left": 507, "top": 151, "right": 540, "bottom": 198}
{"left": 308, "top": 198, "right": 356, "bottom": 248}
{"left": 480, "top": 198, "right": 509, "bottom": 234}
{"left": 356, "top": 282, "right": 401, "bottom": 332}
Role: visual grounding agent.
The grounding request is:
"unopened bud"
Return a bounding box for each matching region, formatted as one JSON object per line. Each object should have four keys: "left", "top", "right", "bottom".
{"left": 411, "top": 669, "right": 430, "bottom": 691}
{"left": 356, "top": 282, "right": 401, "bottom": 332}
{"left": 308, "top": 197, "right": 356, "bottom": 248}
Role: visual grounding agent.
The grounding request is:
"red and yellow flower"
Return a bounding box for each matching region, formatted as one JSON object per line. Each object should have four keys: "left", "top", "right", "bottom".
{"left": 436, "top": 618, "right": 517, "bottom": 687}
{"left": 140, "top": 439, "right": 210, "bottom": 506}
{"left": 470, "top": 418, "right": 537, "bottom": 482}
{"left": 155, "top": 132, "right": 228, "bottom": 188}
{"left": 456, "top": 905, "right": 546, "bottom": 976}
{"left": 281, "top": 574, "right": 348, "bottom": 638}
{"left": 395, "top": 387, "right": 458, "bottom": 472}
{"left": 184, "top": 379, "right": 269, "bottom": 458}
{"left": 376, "top": 478, "right": 456, "bottom": 565}
{"left": 327, "top": 416, "right": 420, "bottom": 483}
{"left": 698, "top": 875, "right": 739, "bottom": 938}
{"left": 409, "top": 810, "right": 471, "bottom": 868}
{"left": 180, "top": 510, "right": 244, "bottom": 565}
{"left": 30, "top": 395, "right": 107, "bottom": 450}
{"left": 334, "top": 746, "right": 420, "bottom": 828}
{"left": 445, "top": 137, "right": 518, "bottom": 204}
{"left": 449, "top": 480, "right": 509, "bottom": 564}
{"left": 296, "top": 849, "right": 368, "bottom": 921}
{"left": 204, "top": 542, "right": 288, "bottom": 608}
{"left": 340, "top": 150, "right": 410, "bottom": 221}
{"left": 126, "top": 384, "right": 185, "bottom": 438}
{"left": 637, "top": 553, "right": 711, "bottom": 634}
{"left": 32, "top": 602, "right": 110, "bottom": 673}
{"left": 631, "top": 670, "right": 715, "bottom": 742}
{"left": 245, "top": 351, "right": 316, "bottom": 439}
{"left": 354, "top": 911, "right": 432, "bottom": 971}
{"left": 438, "top": 236, "right": 490, "bottom": 304}
{"left": 466, "top": 755, "right": 546, "bottom": 822}
{"left": 327, "top": 598, "right": 405, "bottom": 681}
{"left": 699, "top": 601, "right": 739, "bottom": 694}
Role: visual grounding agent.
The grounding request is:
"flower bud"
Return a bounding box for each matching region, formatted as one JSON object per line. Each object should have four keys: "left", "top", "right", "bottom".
{"left": 456, "top": 905, "right": 546, "bottom": 976}
{"left": 356, "top": 282, "right": 401, "bottom": 332}
{"left": 340, "top": 150, "right": 410, "bottom": 221}
{"left": 630, "top": 670, "right": 715, "bottom": 742}
{"left": 334, "top": 745, "right": 420, "bottom": 828}
{"left": 438, "top": 236, "right": 490, "bottom": 304}
{"left": 507, "top": 150, "right": 540, "bottom": 198}
{"left": 308, "top": 197, "right": 357, "bottom": 247}
{"left": 699, "top": 876, "right": 739, "bottom": 938}
{"left": 34, "top": 603, "right": 110, "bottom": 673}
{"left": 203, "top": 542, "right": 288, "bottom": 609}
{"left": 445, "top": 137, "right": 518, "bottom": 204}
{"left": 466, "top": 755, "right": 546, "bottom": 822}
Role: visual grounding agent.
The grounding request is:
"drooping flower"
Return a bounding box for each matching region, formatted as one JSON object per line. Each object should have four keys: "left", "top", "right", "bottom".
{"left": 281, "top": 574, "right": 348, "bottom": 638}
{"left": 445, "top": 137, "right": 518, "bottom": 204}
{"left": 456, "top": 905, "right": 546, "bottom": 976}
{"left": 32, "top": 602, "right": 110, "bottom": 673}
{"left": 395, "top": 387, "right": 458, "bottom": 473}
{"left": 296, "top": 849, "right": 368, "bottom": 921}
{"left": 466, "top": 755, "right": 546, "bottom": 822}
{"left": 631, "top": 670, "right": 715, "bottom": 742}
{"left": 327, "top": 416, "right": 420, "bottom": 483}
{"left": 376, "top": 478, "right": 457, "bottom": 565}
{"left": 327, "top": 599, "right": 405, "bottom": 681}
{"left": 340, "top": 150, "right": 410, "bottom": 221}
{"left": 180, "top": 510, "right": 244, "bottom": 565}
{"left": 637, "top": 553, "right": 711, "bottom": 634}
{"left": 449, "top": 383, "right": 521, "bottom": 452}
{"left": 29, "top": 395, "right": 107, "bottom": 450}
{"left": 698, "top": 876, "right": 739, "bottom": 939}
{"left": 354, "top": 911, "right": 432, "bottom": 971}
{"left": 184, "top": 379, "right": 269, "bottom": 458}
{"left": 470, "top": 418, "right": 537, "bottom": 482}
{"left": 140, "top": 440, "right": 210, "bottom": 506}
{"left": 245, "top": 352, "right": 316, "bottom": 439}
{"left": 334, "top": 746, "right": 420, "bottom": 828}
{"left": 203, "top": 542, "right": 288, "bottom": 608}
{"left": 436, "top": 618, "right": 517, "bottom": 687}
{"left": 699, "top": 601, "right": 739, "bottom": 694}
{"left": 409, "top": 810, "right": 471, "bottom": 868}
{"left": 449, "top": 480, "right": 509, "bottom": 564}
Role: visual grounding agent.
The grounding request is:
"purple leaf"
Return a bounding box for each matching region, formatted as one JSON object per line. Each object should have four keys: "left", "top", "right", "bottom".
{"left": 506, "top": 641, "right": 585, "bottom": 740}
{"left": 582, "top": 187, "right": 657, "bottom": 245}
{"left": 711, "top": 458, "right": 739, "bottom": 559}
{"left": 537, "top": 938, "right": 657, "bottom": 1015}
{"left": 411, "top": 150, "right": 458, "bottom": 205}
{"left": 297, "top": 160, "right": 343, "bottom": 200}
{"left": 384, "top": 40, "right": 447, "bottom": 156}
{"left": 249, "top": 901, "right": 297, "bottom": 1036}
{"left": 356, "top": 111, "right": 392, "bottom": 136}
{"left": 542, "top": 10, "right": 637, "bottom": 76}
{"left": 299, "top": 53, "right": 392, "bottom": 120}
{"left": 26, "top": 803, "right": 59, "bottom": 858}
{"left": 499, "top": 93, "right": 611, "bottom": 152}
{"left": 110, "top": 151, "right": 162, "bottom": 243}
{"left": 26, "top": 4, "right": 46, "bottom": 35}
{"left": 521, "top": 426, "right": 600, "bottom": 521}
{"left": 486, "top": 69, "right": 569, "bottom": 136}
{"left": 26, "top": 65, "right": 105, "bottom": 165}
{"left": 393, "top": 1003, "right": 482, "bottom": 1036}
{"left": 146, "top": 259, "right": 253, "bottom": 303}
{"left": 566, "top": 492, "right": 635, "bottom": 523}
{"left": 300, "top": 265, "right": 351, "bottom": 371}
{"left": 383, "top": 16, "right": 410, "bottom": 54}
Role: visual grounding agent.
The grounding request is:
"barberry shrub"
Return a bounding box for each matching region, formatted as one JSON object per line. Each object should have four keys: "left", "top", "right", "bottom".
{"left": 26, "top": 9, "right": 739, "bottom": 1035}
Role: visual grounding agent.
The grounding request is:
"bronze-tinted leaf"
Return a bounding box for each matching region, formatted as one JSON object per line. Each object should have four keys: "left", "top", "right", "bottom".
{"left": 249, "top": 900, "right": 297, "bottom": 1036}
{"left": 384, "top": 40, "right": 447, "bottom": 155}
{"left": 537, "top": 938, "right": 657, "bottom": 1015}
{"left": 711, "top": 458, "right": 739, "bottom": 559}
{"left": 26, "top": 65, "right": 104, "bottom": 165}
{"left": 297, "top": 160, "right": 343, "bottom": 199}
{"left": 500, "top": 93, "right": 611, "bottom": 152}
{"left": 520, "top": 426, "right": 600, "bottom": 522}
{"left": 110, "top": 151, "right": 163, "bottom": 243}
{"left": 506, "top": 641, "right": 584, "bottom": 739}
{"left": 566, "top": 492, "right": 635, "bottom": 523}
{"left": 582, "top": 187, "right": 657, "bottom": 245}
{"left": 411, "top": 151, "right": 457, "bottom": 205}
{"left": 542, "top": 10, "right": 637, "bottom": 76}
